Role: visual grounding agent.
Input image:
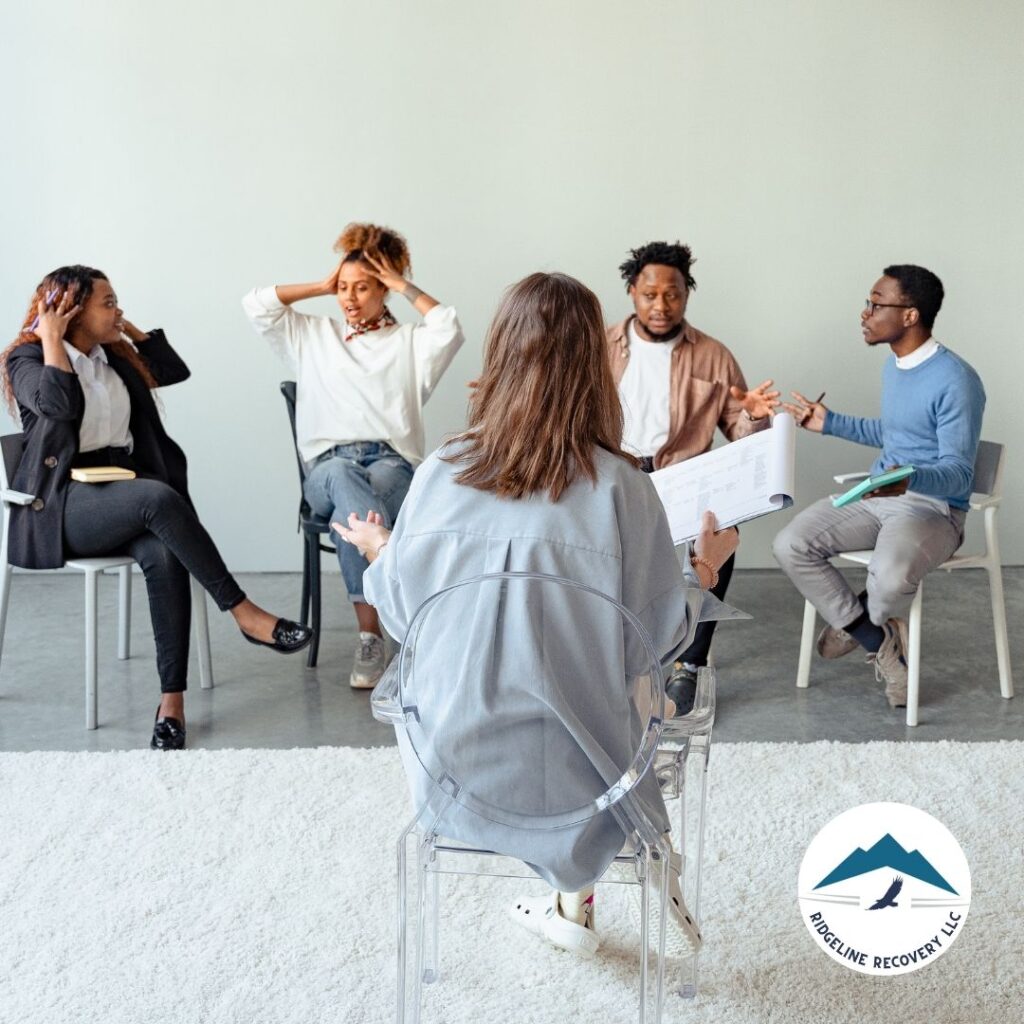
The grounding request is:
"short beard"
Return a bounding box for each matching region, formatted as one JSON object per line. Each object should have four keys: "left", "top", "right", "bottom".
{"left": 638, "top": 321, "right": 683, "bottom": 343}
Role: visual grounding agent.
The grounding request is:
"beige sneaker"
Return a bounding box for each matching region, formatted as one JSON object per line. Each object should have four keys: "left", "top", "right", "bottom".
{"left": 816, "top": 624, "right": 859, "bottom": 659}
{"left": 867, "top": 619, "right": 908, "bottom": 708}
{"left": 350, "top": 632, "right": 387, "bottom": 689}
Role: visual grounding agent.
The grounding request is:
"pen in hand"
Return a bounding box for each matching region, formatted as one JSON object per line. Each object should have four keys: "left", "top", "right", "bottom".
{"left": 801, "top": 391, "right": 826, "bottom": 424}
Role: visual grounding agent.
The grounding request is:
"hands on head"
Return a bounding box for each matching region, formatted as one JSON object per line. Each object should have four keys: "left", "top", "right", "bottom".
{"left": 30, "top": 286, "right": 81, "bottom": 344}
{"left": 332, "top": 510, "right": 391, "bottom": 560}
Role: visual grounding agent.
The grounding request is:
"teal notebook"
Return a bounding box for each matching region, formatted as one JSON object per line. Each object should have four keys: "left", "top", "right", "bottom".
{"left": 832, "top": 466, "right": 915, "bottom": 508}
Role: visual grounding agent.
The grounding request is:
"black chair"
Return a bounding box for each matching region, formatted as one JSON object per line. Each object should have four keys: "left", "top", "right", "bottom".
{"left": 280, "top": 381, "right": 334, "bottom": 668}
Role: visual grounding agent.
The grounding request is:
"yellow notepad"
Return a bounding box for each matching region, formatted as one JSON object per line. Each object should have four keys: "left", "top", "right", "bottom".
{"left": 70, "top": 466, "right": 137, "bottom": 484}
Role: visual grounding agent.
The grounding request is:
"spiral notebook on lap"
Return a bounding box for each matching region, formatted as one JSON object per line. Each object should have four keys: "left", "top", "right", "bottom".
{"left": 650, "top": 412, "right": 796, "bottom": 544}
{"left": 70, "top": 466, "right": 137, "bottom": 484}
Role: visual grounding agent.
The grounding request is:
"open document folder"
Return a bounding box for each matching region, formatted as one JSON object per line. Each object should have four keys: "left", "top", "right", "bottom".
{"left": 650, "top": 412, "right": 796, "bottom": 544}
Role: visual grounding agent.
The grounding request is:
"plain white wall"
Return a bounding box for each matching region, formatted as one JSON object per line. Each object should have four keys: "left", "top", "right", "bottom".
{"left": 1, "top": 0, "right": 1020, "bottom": 573}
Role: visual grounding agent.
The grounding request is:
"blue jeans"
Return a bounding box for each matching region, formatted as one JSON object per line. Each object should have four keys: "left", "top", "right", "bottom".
{"left": 303, "top": 442, "right": 414, "bottom": 602}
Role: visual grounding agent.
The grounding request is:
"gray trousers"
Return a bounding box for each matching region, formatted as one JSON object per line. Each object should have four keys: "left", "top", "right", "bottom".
{"left": 772, "top": 493, "right": 966, "bottom": 629}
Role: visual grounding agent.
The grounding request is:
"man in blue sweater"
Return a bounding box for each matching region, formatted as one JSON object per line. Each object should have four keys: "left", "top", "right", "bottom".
{"left": 773, "top": 265, "right": 985, "bottom": 708}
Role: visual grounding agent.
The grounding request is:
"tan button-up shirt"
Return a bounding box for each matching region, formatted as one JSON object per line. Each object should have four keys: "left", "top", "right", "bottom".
{"left": 606, "top": 316, "right": 767, "bottom": 469}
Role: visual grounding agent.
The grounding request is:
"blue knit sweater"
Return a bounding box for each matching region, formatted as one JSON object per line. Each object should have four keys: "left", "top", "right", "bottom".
{"left": 823, "top": 346, "right": 985, "bottom": 510}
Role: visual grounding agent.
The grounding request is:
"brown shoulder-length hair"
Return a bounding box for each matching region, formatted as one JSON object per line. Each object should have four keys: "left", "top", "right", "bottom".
{"left": 1, "top": 265, "right": 158, "bottom": 413}
{"left": 444, "top": 272, "right": 636, "bottom": 502}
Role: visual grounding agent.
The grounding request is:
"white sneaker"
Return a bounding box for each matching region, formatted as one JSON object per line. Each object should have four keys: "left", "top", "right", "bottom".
{"left": 350, "top": 632, "right": 387, "bottom": 689}
{"left": 508, "top": 891, "right": 600, "bottom": 958}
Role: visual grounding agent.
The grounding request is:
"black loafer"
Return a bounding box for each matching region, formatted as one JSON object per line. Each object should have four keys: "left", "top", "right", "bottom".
{"left": 241, "top": 618, "right": 314, "bottom": 654}
{"left": 151, "top": 709, "right": 186, "bottom": 751}
{"left": 666, "top": 665, "right": 699, "bottom": 718}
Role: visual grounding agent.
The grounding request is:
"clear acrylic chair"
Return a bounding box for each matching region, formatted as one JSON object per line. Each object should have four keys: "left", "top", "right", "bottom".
{"left": 372, "top": 571, "right": 715, "bottom": 1023}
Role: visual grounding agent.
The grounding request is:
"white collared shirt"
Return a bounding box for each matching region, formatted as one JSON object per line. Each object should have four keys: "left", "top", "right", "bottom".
{"left": 895, "top": 337, "right": 941, "bottom": 369}
{"left": 618, "top": 320, "right": 679, "bottom": 457}
{"left": 242, "top": 287, "right": 464, "bottom": 466}
{"left": 62, "top": 341, "right": 133, "bottom": 453}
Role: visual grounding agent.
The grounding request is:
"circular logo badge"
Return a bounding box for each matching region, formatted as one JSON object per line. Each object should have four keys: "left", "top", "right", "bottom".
{"left": 798, "top": 802, "right": 971, "bottom": 976}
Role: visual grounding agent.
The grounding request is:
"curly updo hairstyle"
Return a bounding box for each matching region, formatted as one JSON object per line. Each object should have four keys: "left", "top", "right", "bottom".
{"left": 333, "top": 223, "right": 412, "bottom": 278}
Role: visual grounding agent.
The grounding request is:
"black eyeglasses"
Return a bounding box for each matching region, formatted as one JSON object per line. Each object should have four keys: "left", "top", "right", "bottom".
{"left": 864, "top": 300, "right": 913, "bottom": 315}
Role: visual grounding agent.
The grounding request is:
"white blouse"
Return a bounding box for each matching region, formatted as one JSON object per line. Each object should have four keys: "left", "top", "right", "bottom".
{"left": 242, "top": 287, "right": 464, "bottom": 466}
{"left": 63, "top": 341, "right": 133, "bottom": 453}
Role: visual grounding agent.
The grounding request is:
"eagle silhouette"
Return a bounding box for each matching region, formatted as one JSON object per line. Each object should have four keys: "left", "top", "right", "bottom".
{"left": 867, "top": 875, "right": 903, "bottom": 910}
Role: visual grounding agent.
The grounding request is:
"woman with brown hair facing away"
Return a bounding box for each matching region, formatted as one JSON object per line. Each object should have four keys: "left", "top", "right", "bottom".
{"left": 243, "top": 223, "right": 463, "bottom": 690}
{"left": 335, "top": 272, "right": 737, "bottom": 957}
{"left": 3, "top": 266, "right": 313, "bottom": 750}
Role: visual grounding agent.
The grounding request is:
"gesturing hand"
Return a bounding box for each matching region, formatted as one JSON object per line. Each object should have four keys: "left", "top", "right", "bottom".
{"left": 332, "top": 510, "right": 391, "bottom": 560}
{"left": 782, "top": 390, "right": 828, "bottom": 432}
{"left": 729, "top": 378, "right": 780, "bottom": 420}
{"left": 33, "top": 287, "right": 81, "bottom": 345}
{"left": 361, "top": 252, "right": 407, "bottom": 293}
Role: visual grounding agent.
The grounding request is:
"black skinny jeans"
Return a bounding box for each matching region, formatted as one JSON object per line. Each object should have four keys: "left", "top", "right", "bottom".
{"left": 63, "top": 479, "right": 246, "bottom": 694}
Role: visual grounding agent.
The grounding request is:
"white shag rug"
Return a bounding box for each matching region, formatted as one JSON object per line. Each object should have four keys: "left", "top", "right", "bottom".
{"left": 0, "top": 742, "right": 1020, "bottom": 1024}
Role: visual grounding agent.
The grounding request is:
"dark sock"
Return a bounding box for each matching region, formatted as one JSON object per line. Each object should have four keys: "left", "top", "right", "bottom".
{"left": 844, "top": 609, "right": 885, "bottom": 654}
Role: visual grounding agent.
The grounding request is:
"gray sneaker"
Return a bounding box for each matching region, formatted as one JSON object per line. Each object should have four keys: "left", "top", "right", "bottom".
{"left": 867, "top": 619, "right": 908, "bottom": 708}
{"left": 816, "top": 624, "right": 859, "bottom": 660}
{"left": 350, "top": 632, "right": 387, "bottom": 690}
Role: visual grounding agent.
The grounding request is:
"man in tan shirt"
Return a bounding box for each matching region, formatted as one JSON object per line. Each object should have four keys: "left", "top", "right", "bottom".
{"left": 608, "top": 240, "right": 779, "bottom": 710}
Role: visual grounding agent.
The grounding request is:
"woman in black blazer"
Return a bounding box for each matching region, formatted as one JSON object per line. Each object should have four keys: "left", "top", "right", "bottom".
{"left": 2, "top": 265, "right": 313, "bottom": 750}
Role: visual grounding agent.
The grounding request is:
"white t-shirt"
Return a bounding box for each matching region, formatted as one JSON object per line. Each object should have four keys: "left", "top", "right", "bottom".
{"left": 617, "top": 321, "right": 679, "bottom": 457}
{"left": 243, "top": 287, "right": 464, "bottom": 466}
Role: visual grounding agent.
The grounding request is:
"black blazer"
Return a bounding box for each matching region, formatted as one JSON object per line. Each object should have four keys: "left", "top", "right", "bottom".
{"left": 7, "top": 331, "right": 192, "bottom": 569}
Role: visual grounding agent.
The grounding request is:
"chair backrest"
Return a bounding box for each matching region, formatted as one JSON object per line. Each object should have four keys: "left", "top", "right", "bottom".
{"left": 0, "top": 433, "right": 25, "bottom": 492}
{"left": 393, "top": 571, "right": 673, "bottom": 840}
{"left": 279, "top": 382, "right": 313, "bottom": 519}
{"left": 972, "top": 440, "right": 1004, "bottom": 499}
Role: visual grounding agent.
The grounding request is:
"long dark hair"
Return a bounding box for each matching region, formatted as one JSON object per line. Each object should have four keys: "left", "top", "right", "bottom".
{"left": 2, "top": 265, "right": 158, "bottom": 412}
{"left": 445, "top": 272, "right": 635, "bottom": 502}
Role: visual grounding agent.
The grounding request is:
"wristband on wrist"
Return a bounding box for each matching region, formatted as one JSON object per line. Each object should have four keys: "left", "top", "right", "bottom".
{"left": 402, "top": 283, "right": 423, "bottom": 304}
{"left": 690, "top": 555, "right": 719, "bottom": 590}
{"left": 373, "top": 541, "right": 389, "bottom": 560}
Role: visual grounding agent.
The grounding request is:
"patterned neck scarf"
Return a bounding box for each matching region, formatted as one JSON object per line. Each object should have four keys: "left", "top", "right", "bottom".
{"left": 346, "top": 306, "right": 398, "bottom": 340}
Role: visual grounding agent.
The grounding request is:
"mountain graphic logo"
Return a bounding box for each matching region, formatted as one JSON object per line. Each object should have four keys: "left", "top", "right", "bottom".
{"left": 813, "top": 832, "right": 957, "bottom": 894}
{"left": 798, "top": 803, "right": 971, "bottom": 977}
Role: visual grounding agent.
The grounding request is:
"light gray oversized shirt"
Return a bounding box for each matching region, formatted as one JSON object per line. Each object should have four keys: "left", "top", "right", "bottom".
{"left": 364, "top": 443, "right": 696, "bottom": 891}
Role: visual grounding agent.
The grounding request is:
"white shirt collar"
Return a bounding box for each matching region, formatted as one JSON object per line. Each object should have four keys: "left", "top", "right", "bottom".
{"left": 62, "top": 340, "right": 109, "bottom": 366}
{"left": 895, "top": 337, "right": 940, "bottom": 369}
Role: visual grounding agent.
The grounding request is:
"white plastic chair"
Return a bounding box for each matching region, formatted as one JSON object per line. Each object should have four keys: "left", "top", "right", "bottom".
{"left": 372, "top": 571, "right": 715, "bottom": 1023}
{"left": 0, "top": 432, "right": 214, "bottom": 730}
{"left": 796, "top": 440, "right": 1013, "bottom": 726}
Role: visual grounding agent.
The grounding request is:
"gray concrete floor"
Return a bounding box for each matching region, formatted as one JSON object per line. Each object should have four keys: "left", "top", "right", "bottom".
{"left": 0, "top": 568, "right": 1021, "bottom": 751}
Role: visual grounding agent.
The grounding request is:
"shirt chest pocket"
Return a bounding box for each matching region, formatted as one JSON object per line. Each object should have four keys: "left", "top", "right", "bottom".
{"left": 684, "top": 376, "right": 724, "bottom": 418}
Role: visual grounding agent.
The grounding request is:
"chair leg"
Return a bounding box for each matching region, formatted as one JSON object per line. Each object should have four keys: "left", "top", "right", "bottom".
{"left": 117, "top": 565, "right": 132, "bottom": 660}
{"left": 307, "top": 535, "right": 321, "bottom": 668}
{"left": 191, "top": 576, "right": 214, "bottom": 690}
{"left": 299, "top": 535, "right": 311, "bottom": 626}
{"left": 983, "top": 510, "right": 1014, "bottom": 699}
{"left": 905, "top": 586, "right": 923, "bottom": 727}
{"left": 421, "top": 841, "right": 440, "bottom": 986}
{"left": 397, "top": 821, "right": 427, "bottom": 1024}
{"left": 796, "top": 600, "right": 816, "bottom": 688}
{"left": 636, "top": 841, "right": 669, "bottom": 1024}
{"left": 84, "top": 568, "right": 99, "bottom": 730}
{"left": 0, "top": 556, "right": 13, "bottom": 677}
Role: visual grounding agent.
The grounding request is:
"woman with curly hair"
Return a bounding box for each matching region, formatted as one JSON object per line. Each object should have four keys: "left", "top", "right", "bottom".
{"left": 243, "top": 223, "right": 464, "bottom": 689}
{"left": 2, "top": 266, "right": 313, "bottom": 750}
